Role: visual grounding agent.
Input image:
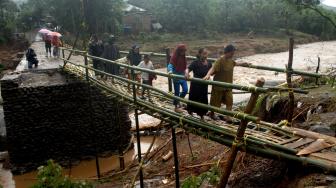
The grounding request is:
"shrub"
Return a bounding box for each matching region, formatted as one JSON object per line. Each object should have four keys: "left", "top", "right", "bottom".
{"left": 182, "top": 166, "right": 220, "bottom": 188}
{"left": 31, "top": 160, "right": 93, "bottom": 188}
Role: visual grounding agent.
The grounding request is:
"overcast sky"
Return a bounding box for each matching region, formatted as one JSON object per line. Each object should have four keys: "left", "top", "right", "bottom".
{"left": 322, "top": 0, "right": 336, "bottom": 7}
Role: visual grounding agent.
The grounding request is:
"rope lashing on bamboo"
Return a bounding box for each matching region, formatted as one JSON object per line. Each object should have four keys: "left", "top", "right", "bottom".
{"left": 244, "top": 135, "right": 250, "bottom": 146}
{"left": 233, "top": 112, "right": 248, "bottom": 121}
{"left": 179, "top": 115, "right": 188, "bottom": 126}
{"left": 232, "top": 137, "right": 240, "bottom": 147}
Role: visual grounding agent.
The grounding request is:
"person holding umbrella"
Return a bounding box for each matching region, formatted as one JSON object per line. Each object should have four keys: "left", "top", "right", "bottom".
{"left": 38, "top": 28, "right": 52, "bottom": 58}
{"left": 49, "top": 32, "right": 62, "bottom": 58}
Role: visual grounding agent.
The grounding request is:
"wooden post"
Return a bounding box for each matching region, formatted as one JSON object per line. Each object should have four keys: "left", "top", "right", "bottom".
{"left": 315, "top": 56, "right": 320, "bottom": 85}
{"left": 84, "top": 55, "right": 101, "bottom": 179}
{"left": 166, "top": 48, "right": 173, "bottom": 93}
{"left": 172, "top": 127, "right": 180, "bottom": 188}
{"left": 131, "top": 69, "right": 144, "bottom": 188}
{"left": 286, "top": 38, "right": 295, "bottom": 126}
{"left": 117, "top": 102, "right": 125, "bottom": 170}
{"left": 84, "top": 53, "right": 90, "bottom": 81}
{"left": 62, "top": 49, "right": 66, "bottom": 66}
{"left": 218, "top": 78, "right": 265, "bottom": 188}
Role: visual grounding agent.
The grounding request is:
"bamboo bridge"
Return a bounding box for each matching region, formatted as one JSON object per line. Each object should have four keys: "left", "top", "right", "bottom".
{"left": 59, "top": 42, "right": 336, "bottom": 187}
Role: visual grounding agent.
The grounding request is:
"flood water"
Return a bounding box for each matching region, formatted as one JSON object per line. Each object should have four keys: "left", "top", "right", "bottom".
{"left": 0, "top": 113, "right": 164, "bottom": 188}
{"left": 5, "top": 136, "right": 162, "bottom": 188}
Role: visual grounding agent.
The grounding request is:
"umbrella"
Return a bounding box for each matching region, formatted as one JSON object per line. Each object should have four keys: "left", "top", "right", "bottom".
{"left": 38, "top": 28, "right": 51, "bottom": 34}
{"left": 48, "top": 32, "right": 62, "bottom": 37}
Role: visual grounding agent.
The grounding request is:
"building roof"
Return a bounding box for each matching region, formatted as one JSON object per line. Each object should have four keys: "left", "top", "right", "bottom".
{"left": 123, "top": 0, "right": 146, "bottom": 12}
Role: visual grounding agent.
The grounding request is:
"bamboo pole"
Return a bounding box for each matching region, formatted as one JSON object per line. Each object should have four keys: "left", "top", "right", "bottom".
{"left": 166, "top": 48, "right": 173, "bottom": 93}
{"left": 316, "top": 56, "right": 320, "bottom": 85}
{"left": 286, "top": 38, "right": 295, "bottom": 126}
{"left": 86, "top": 54, "right": 308, "bottom": 94}
{"left": 117, "top": 50, "right": 322, "bottom": 78}
{"left": 61, "top": 48, "right": 310, "bottom": 94}
{"left": 219, "top": 78, "right": 265, "bottom": 187}
{"left": 62, "top": 58, "right": 260, "bottom": 122}
{"left": 185, "top": 125, "right": 336, "bottom": 173}
{"left": 85, "top": 54, "right": 268, "bottom": 93}
{"left": 172, "top": 128, "right": 180, "bottom": 188}
{"left": 84, "top": 54, "right": 101, "bottom": 179}
{"left": 131, "top": 69, "right": 144, "bottom": 188}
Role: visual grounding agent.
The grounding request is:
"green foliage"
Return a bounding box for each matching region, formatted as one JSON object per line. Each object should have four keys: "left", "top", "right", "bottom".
{"left": 18, "top": 0, "right": 124, "bottom": 34}
{"left": 181, "top": 166, "right": 221, "bottom": 188}
{"left": 129, "top": 0, "right": 336, "bottom": 39}
{"left": 31, "top": 160, "right": 93, "bottom": 188}
{"left": 0, "top": 0, "right": 19, "bottom": 43}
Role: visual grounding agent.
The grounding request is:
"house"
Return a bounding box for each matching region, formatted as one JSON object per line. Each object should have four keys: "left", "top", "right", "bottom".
{"left": 122, "top": 1, "right": 162, "bottom": 34}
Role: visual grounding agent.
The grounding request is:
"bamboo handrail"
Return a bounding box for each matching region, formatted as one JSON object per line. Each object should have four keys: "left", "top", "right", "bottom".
{"left": 61, "top": 46, "right": 322, "bottom": 78}
{"left": 119, "top": 50, "right": 322, "bottom": 78}
{"left": 62, "top": 58, "right": 259, "bottom": 122}
{"left": 61, "top": 47, "right": 309, "bottom": 94}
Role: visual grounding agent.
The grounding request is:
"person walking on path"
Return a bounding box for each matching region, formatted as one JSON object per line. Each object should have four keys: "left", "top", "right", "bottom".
{"left": 43, "top": 34, "right": 52, "bottom": 58}
{"left": 138, "top": 54, "right": 156, "bottom": 100}
{"left": 51, "top": 36, "right": 62, "bottom": 58}
{"left": 168, "top": 44, "right": 188, "bottom": 113}
{"left": 88, "top": 35, "right": 104, "bottom": 76}
{"left": 101, "top": 35, "right": 121, "bottom": 80}
{"left": 185, "top": 48, "right": 212, "bottom": 120}
{"left": 204, "top": 44, "right": 250, "bottom": 120}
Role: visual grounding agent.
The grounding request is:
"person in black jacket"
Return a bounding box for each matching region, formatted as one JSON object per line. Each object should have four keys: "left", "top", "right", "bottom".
{"left": 126, "top": 45, "right": 142, "bottom": 90}
{"left": 26, "top": 48, "right": 39, "bottom": 69}
{"left": 88, "top": 35, "right": 104, "bottom": 76}
{"left": 101, "top": 35, "right": 120, "bottom": 80}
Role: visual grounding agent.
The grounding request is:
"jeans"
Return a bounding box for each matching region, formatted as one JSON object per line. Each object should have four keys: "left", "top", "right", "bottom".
{"left": 173, "top": 79, "right": 188, "bottom": 106}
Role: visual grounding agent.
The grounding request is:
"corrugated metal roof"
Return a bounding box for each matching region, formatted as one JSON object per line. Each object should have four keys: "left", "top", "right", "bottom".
{"left": 123, "top": 0, "right": 146, "bottom": 12}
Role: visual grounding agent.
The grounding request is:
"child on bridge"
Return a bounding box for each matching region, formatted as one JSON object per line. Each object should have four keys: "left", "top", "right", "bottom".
{"left": 138, "top": 54, "right": 156, "bottom": 100}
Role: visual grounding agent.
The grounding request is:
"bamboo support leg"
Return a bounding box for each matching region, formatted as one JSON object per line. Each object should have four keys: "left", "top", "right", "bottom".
{"left": 172, "top": 127, "right": 180, "bottom": 188}
{"left": 286, "top": 38, "right": 295, "bottom": 125}
{"left": 315, "top": 56, "right": 320, "bottom": 85}
{"left": 166, "top": 48, "right": 173, "bottom": 93}
{"left": 218, "top": 78, "right": 265, "bottom": 188}
{"left": 132, "top": 70, "right": 144, "bottom": 188}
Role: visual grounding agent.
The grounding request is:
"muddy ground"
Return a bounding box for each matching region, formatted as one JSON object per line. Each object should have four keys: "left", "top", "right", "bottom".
{"left": 117, "top": 32, "right": 318, "bottom": 59}
{"left": 0, "top": 40, "right": 29, "bottom": 74}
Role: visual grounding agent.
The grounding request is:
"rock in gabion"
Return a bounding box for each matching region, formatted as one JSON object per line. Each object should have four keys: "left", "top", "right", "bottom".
{"left": 0, "top": 70, "right": 132, "bottom": 173}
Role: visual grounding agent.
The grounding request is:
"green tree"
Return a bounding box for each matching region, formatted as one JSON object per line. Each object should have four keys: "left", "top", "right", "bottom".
{"left": 0, "top": 0, "right": 19, "bottom": 43}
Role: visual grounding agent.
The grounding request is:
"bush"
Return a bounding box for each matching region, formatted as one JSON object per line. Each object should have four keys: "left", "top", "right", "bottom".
{"left": 182, "top": 166, "right": 220, "bottom": 188}
{"left": 31, "top": 160, "right": 93, "bottom": 188}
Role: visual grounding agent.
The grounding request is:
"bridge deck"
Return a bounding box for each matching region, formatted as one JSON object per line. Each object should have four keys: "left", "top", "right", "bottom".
{"left": 63, "top": 56, "right": 336, "bottom": 174}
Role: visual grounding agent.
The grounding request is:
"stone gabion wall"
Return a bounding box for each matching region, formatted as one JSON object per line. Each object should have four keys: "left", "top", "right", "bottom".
{"left": 0, "top": 71, "right": 131, "bottom": 173}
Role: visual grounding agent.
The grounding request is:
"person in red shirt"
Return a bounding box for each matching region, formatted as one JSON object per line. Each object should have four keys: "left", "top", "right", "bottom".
{"left": 51, "top": 36, "right": 62, "bottom": 58}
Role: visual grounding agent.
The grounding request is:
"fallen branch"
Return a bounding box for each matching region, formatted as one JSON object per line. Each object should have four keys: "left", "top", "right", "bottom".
{"left": 130, "top": 135, "right": 157, "bottom": 187}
